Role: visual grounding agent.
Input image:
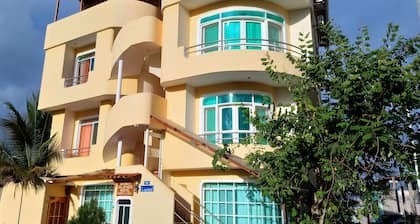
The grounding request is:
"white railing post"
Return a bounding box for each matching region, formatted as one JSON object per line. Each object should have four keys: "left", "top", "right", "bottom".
{"left": 143, "top": 129, "right": 150, "bottom": 169}
{"left": 116, "top": 59, "right": 123, "bottom": 102}
{"left": 116, "top": 138, "right": 123, "bottom": 167}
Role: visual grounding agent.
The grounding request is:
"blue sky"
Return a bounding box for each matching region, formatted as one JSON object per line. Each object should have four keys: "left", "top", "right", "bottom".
{"left": 0, "top": 0, "right": 418, "bottom": 119}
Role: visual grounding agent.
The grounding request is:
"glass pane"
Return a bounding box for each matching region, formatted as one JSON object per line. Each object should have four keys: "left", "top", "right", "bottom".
{"left": 203, "top": 23, "right": 219, "bottom": 53}
{"left": 124, "top": 207, "right": 130, "bottom": 224}
{"left": 221, "top": 108, "right": 232, "bottom": 131}
{"left": 238, "top": 107, "right": 250, "bottom": 131}
{"left": 203, "top": 96, "right": 217, "bottom": 105}
{"left": 205, "top": 108, "right": 216, "bottom": 132}
{"left": 218, "top": 94, "right": 230, "bottom": 104}
{"left": 91, "top": 122, "right": 98, "bottom": 145}
{"left": 223, "top": 21, "right": 241, "bottom": 50}
{"left": 206, "top": 134, "right": 216, "bottom": 144}
{"left": 118, "top": 207, "right": 124, "bottom": 224}
{"left": 222, "top": 133, "right": 233, "bottom": 144}
{"left": 268, "top": 22, "right": 282, "bottom": 51}
{"left": 233, "top": 93, "right": 252, "bottom": 103}
{"left": 237, "top": 216, "right": 248, "bottom": 224}
{"left": 246, "top": 22, "right": 262, "bottom": 50}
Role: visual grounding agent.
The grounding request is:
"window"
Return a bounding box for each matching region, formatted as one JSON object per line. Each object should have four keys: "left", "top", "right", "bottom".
{"left": 198, "top": 9, "right": 285, "bottom": 54}
{"left": 74, "top": 117, "right": 98, "bottom": 157}
{"left": 201, "top": 93, "right": 271, "bottom": 144}
{"left": 202, "top": 182, "right": 283, "bottom": 224}
{"left": 65, "top": 50, "right": 95, "bottom": 87}
{"left": 116, "top": 199, "right": 131, "bottom": 224}
{"left": 82, "top": 185, "right": 114, "bottom": 224}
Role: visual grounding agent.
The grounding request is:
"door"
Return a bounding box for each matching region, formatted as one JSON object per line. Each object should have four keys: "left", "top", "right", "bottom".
{"left": 116, "top": 199, "right": 131, "bottom": 224}
{"left": 46, "top": 197, "right": 69, "bottom": 224}
{"left": 78, "top": 123, "right": 92, "bottom": 156}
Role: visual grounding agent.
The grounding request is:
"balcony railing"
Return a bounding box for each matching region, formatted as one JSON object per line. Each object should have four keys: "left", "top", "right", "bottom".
{"left": 185, "top": 39, "right": 301, "bottom": 56}
{"left": 64, "top": 75, "right": 89, "bottom": 87}
{"left": 199, "top": 131, "right": 267, "bottom": 145}
{"left": 60, "top": 147, "right": 90, "bottom": 158}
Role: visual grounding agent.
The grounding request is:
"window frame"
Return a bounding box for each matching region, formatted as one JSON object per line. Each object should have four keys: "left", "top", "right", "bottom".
{"left": 200, "top": 180, "right": 284, "bottom": 224}
{"left": 72, "top": 49, "right": 95, "bottom": 85}
{"left": 114, "top": 197, "right": 133, "bottom": 224}
{"left": 200, "top": 92, "right": 271, "bottom": 144}
{"left": 197, "top": 7, "right": 286, "bottom": 54}
{"left": 73, "top": 116, "right": 99, "bottom": 157}
{"left": 81, "top": 184, "right": 115, "bottom": 224}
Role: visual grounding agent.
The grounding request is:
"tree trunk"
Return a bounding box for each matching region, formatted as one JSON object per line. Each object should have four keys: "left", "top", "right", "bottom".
{"left": 17, "top": 187, "right": 23, "bottom": 224}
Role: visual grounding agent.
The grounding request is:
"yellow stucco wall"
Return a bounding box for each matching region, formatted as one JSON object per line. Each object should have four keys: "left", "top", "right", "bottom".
{"left": 0, "top": 184, "right": 46, "bottom": 224}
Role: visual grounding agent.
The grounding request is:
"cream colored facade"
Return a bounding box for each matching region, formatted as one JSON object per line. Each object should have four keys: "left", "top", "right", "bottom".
{"left": 0, "top": 0, "right": 327, "bottom": 223}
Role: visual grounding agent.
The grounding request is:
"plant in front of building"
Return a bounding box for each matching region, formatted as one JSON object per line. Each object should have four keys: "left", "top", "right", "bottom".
{"left": 69, "top": 199, "right": 106, "bottom": 224}
{"left": 0, "top": 94, "right": 61, "bottom": 224}
{"left": 240, "top": 24, "right": 419, "bottom": 223}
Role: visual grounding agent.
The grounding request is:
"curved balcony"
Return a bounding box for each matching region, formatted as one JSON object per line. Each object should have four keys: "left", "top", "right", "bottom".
{"left": 110, "top": 16, "right": 162, "bottom": 78}
{"left": 161, "top": 41, "right": 301, "bottom": 88}
{"left": 45, "top": 0, "right": 161, "bottom": 49}
{"left": 103, "top": 93, "right": 166, "bottom": 150}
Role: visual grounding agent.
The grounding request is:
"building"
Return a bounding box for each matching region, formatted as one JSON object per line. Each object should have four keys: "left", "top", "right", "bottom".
{"left": 0, "top": 0, "right": 328, "bottom": 223}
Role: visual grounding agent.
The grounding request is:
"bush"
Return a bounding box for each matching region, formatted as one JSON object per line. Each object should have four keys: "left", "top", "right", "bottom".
{"left": 68, "top": 199, "right": 106, "bottom": 224}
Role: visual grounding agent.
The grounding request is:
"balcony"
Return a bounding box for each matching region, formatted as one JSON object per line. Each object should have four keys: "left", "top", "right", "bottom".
{"left": 161, "top": 5, "right": 305, "bottom": 88}
{"left": 45, "top": 0, "right": 161, "bottom": 49}
{"left": 103, "top": 93, "right": 166, "bottom": 149}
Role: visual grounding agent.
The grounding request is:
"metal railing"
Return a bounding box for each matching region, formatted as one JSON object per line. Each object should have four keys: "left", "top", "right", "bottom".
{"left": 198, "top": 131, "right": 268, "bottom": 145}
{"left": 64, "top": 74, "right": 89, "bottom": 87}
{"left": 185, "top": 38, "right": 301, "bottom": 56}
{"left": 173, "top": 193, "right": 223, "bottom": 224}
{"left": 60, "top": 147, "right": 90, "bottom": 158}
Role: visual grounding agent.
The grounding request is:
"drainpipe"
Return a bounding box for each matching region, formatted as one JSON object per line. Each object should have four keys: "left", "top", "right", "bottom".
{"left": 143, "top": 129, "right": 150, "bottom": 169}
{"left": 115, "top": 59, "right": 123, "bottom": 167}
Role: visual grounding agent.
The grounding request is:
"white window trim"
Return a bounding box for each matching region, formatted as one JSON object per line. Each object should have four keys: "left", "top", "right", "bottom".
{"left": 196, "top": 6, "right": 286, "bottom": 55}
{"left": 73, "top": 49, "right": 95, "bottom": 84}
{"left": 199, "top": 180, "right": 283, "bottom": 224}
{"left": 113, "top": 197, "right": 133, "bottom": 224}
{"left": 80, "top": 183, "right": 115, "bottom": 224}
{"left": 199, "top": 91, "right": 272, "bottom": 144}
{"left": 73, "top": 115, "right": 99, "bottom": 150}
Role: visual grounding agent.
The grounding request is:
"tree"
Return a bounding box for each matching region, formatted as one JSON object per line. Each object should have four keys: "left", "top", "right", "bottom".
{"left": 0, "top": 94, "right": 61, "bottom": 224}
{"left": 68, "top": 199, "right": 106, "bottom": 224}
{"left": 244, "top": 24, "right": 420, "bottom": 223}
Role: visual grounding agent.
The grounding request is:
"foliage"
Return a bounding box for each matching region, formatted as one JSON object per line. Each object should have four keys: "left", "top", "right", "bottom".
{"left": 0, "top": 94, "right": 61, "bottom": 190}
{"left": 68, "top": 199, "right": 106, "bottom": 224}
{"left": 245, "top": 24, "right": 420, "bottom": 223}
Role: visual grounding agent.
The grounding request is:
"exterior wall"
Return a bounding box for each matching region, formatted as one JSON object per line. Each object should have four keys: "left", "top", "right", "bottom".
{"left": 161, "top": 0, "right": 305, "bottom": 87}
{"left": 3, "top": 1, "right": 320, "bottom": 224}
{"left": 0, "top": 184, "right": 46, "bottom": 224}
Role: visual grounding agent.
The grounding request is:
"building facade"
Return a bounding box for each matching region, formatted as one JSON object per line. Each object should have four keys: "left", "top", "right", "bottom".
{"left": 0, "top": 0, "right": 328, "bottom": 223}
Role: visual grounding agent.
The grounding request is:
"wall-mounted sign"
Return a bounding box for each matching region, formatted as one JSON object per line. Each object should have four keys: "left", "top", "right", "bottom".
{"left": 116, "top": 182, "right": 135, "bottom": 196}
{"left": 140, "top": 185, "right": 154, "bottom": 192}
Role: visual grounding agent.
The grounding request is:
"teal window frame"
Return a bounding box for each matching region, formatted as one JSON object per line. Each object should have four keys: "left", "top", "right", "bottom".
{"left": 201, "top": 92, "right": 271, "bottom": 144}
{"left": 202, "top": 182, "right": 283, "bottom": 224}
{"left": 82, "top": 185, "right": 114, "bottom": 224}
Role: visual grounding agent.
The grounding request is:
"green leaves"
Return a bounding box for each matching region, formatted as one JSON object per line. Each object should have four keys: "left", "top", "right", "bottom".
{"left": 253, "top": 23, "right": 419, "bottom": 223}
{"left": 0, "top": 93, "right": 61, "bottom": 190}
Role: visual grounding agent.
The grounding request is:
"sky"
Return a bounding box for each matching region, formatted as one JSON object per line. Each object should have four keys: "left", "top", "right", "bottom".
{"left": 0, "top": 0, "right": 418, "bottom": 119}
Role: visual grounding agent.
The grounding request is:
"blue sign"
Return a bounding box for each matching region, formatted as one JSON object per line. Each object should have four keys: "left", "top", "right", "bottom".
{"left": 144, "top": 181, "right": 151, "bottom": 185}
{"left": 140, "top": 185, "right": 154, "bottom": 192}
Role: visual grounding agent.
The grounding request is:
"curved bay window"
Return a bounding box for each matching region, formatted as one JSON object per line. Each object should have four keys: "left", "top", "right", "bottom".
{"left": 201, "top": 92, "right": 271, "bottom": 144}
{"left": 194, "top": 8, "right": 286, "bottom": 54}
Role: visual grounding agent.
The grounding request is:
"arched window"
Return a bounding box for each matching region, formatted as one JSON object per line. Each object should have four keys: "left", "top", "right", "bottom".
{"left": 201, "top": 92, "right": 271, "bottom": 144}
{"left": 198, "top": 8, "right": 285, "bottom": 54}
